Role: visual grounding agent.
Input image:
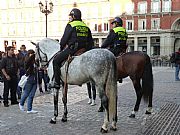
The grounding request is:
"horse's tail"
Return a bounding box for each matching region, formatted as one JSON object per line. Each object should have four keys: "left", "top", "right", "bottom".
{"left": 105, "top": 57, "right": 117, "bottom": 122}
{"left": 142, "top": 54, "right": 154, "bottom": 102}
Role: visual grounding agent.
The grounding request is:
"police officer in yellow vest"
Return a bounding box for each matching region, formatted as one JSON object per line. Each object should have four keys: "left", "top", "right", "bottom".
{"left": 51, "top": 8, "right": 94, "bottom": 89}
{"left": 101, "top": 17, "right": 128, "bottom": 56}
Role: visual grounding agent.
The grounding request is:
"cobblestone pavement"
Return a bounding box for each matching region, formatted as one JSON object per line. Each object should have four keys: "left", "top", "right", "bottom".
{"left": 0, "top": 67, "right": 179, "bottom": 135}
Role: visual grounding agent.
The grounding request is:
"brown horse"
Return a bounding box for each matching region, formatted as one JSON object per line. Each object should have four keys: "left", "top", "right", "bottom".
{"left": 99, "top": 51, "right": 154, "bottom": 118}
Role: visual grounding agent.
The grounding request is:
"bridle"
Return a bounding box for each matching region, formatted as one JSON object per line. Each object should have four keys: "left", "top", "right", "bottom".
{"left": 35, "top": 43, "right": 58, "bottom": 67}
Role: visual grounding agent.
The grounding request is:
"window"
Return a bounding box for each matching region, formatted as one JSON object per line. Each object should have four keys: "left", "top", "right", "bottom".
{"left": 151, "top": 0, "right": 160, "bottom": 13}
{"left": 90, "top": 6, "right": 98, "bottom": 19}
{"left": 81, "top": 7, "right": 88, "bottom": 20}
{"left": 125, "top": 2, "right": 134, "bottom": 14}
{"left": 103, "top": 23, "right": 109, "bottom": 32}
{"left": 94, "top": 24, "right": 98, "bottom": 32}
{"left": 113, "top": 4, "right": 121, "bottom": 16}
{"left": 126, "top": 20, "right": 134, "bottom": 31}
{"left": 138, "top": 2, "right": 147, "bottom": 14}
{"left": 151, "top": 18, "right": 160, "bottom": 30}
{"left": 102, "top": 3, "right": 110, "bottom": 18}
{"left": 162, "top": 0, "right": 171, "bottom": 12}
{"left": 138, "top": 19, "right": 146, "bottom": 31}
{"left": 0, "top": 1, "right": 8, "bottom": 9}
{"left": 90, "top": 23, "right": 98, "bottom": 33}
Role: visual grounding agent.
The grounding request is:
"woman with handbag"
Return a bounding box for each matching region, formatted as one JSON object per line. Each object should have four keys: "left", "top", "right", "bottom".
{"left": 19, "top": 49, "right": 38, "bottom": 114}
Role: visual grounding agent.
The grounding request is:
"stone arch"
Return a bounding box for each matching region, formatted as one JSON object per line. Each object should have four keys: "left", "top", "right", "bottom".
{"left": 171, "top": 18, "right": 180, "bottom": 52}
{"left": 171, "top": 18, "right": 180, "bottom": 31}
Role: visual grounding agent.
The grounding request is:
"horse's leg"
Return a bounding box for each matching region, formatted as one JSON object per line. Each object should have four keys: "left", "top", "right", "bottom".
{"left": 129, "top": 78, "right": 143, "bottom": 118}
{"left": 98, "top": 85, "right": 109, "bottom": 133}
{"left": 61, "top": 83, "right": 68, "bottom": 122}
{"left": 50, "top": 88, "right": 59, "bottom": 124}
{"left": 145, "top": 91, "right": 153, "bottom": 114}
{"left": 110, "top": 95, "right": 118, "bottom": 131}
{"left": 98, "top": 100, "right": 104, "bottom": 112}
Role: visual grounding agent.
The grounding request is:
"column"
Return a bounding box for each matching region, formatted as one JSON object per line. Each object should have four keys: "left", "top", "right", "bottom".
{"left": 98, "top": 38, "right": 103, "bottom": 47}
{"left": 147, "top": 36, "right": 151, "bottom": 55}
{"left": 134, "top": 36, "right": 138, "bottom": 51}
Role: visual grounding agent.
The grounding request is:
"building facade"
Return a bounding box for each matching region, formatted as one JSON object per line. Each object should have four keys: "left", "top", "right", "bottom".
{"left": 0, "top": 0, "right": 179, "bottom": 56}
{"left": 0, "top": 0, "right": 131, "bottom": 52}
{"left": 115, "top": 0, "right": 180, "bottom": 56}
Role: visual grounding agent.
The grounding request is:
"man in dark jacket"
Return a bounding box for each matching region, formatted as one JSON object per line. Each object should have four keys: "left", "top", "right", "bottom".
{"left": 101, "top": 17, "right": 128, "bottom": 56}
{"left": 175, "top": 47, "right": 180, "bottom": 81}
{"left": 16, "top": 45, "right": 27, "bottom": 99}
{"left": 51, "top": 8, "right": 94, "bottom": 89}
{"left": 0, "top": 46, "right": 19, "bottom": 107}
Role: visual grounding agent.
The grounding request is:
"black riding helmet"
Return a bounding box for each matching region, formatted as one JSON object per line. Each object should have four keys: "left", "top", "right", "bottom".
{"left": 69, "top": 8, "right": 81, "bottom": 20}
{"left": 111, "top": 17, "right": 123, "bottom": 26}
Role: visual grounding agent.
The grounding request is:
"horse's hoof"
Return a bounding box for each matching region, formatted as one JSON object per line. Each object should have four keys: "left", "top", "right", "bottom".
{"left": 50, "top": 119, "right": 56, "bottom": 124}
{"left": 61, "top": 117, "right": 67, "bottom": 122}
{"left": 98, "top": 107, "right": 104, "bottom": 112}
{"left": 100, "top": 128, "right": 108, "bottom": 133}
{"left": 145, "top": 110, "right": 151, "bottom": 115}
{"left": 110, "top": 126, "right": 117, "bottom": 131}
{"left": 129, "top": 114, "right": 135, "bottom": 118}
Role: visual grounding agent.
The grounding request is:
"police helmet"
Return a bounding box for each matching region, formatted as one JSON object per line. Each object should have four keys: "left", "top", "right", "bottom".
{"left": 111, "top": 17, "right": 123, "bottom": 26}
{"left": 69, "top": 8, "right": 81, "bottom": 19}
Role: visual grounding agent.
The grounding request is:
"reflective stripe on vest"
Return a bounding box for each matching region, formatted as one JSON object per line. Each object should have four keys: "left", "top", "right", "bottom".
{"left": 69, "top": 21, "right": 87, "bottom": 27}
{"left": 113, "top": 27, "right": 127, "bottom": 40}
{"left": 69, "top": 21, "right": 88, "bottom": 37}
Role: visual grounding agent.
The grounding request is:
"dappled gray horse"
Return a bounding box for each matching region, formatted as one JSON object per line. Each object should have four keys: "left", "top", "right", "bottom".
{"left": 33, "top": 38, "right": 118, "bottom": 133}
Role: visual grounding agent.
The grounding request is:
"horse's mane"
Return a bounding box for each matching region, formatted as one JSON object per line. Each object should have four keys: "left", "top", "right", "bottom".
{"left": 39, "top": 38, "right": 60, "bottom": 54}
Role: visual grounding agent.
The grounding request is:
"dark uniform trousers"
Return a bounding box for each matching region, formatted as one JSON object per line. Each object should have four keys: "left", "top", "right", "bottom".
{"left": 3, "top": 76, "right": 18, "bottom": 104}
{"left": 53, "top": 47, "right": 74, "bottom": 85}
{"left": 110, "top": 45, "right": 126, "bottom": 57}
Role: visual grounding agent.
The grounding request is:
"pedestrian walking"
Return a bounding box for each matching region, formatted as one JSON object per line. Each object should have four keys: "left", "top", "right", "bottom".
{"left": 87, "top": 82, "right": 96, "bottom": 106}
{"left": 0, "top": 46, "right": 19, "bottom": 107}
{"left": 19, "top": 49, "right": 38, "bottom": 114}
{"left": 174, "top": 47, "right": 180, "bottom": 81}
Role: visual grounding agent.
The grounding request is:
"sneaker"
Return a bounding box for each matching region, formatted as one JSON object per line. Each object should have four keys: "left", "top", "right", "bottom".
{"left": 27, "top": 110, "right": 38, "bottom": 114}
{"left": 88, "top": 99, "right": 92, "bottom": 104}
{"left": 90, "top": 100, "right": 96, "bottom": 106}
{"left": 19, "top": 103, "right": 25, "bottom": 111}
{"left": 48, "top": 82, "right": 60, "bottom": 89}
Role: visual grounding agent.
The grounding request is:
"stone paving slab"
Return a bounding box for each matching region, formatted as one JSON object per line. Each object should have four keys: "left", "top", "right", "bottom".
{"left": 0, "top": 67, "right": 179, "bottom": 135}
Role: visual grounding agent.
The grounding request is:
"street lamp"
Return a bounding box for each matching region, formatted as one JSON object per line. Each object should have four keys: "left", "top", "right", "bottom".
{"left": 39, "top": 0, "right": 53, "bottom": 37}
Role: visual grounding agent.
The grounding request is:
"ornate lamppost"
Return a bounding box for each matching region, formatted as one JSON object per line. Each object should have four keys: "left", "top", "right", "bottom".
{"left": 39, "top": 0, "right": 53, "bottom": 37}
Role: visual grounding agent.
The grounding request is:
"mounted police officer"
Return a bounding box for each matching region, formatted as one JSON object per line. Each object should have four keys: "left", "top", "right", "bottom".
{"left": 101, "top": 17, "right": 128, "bottom": 56}
{"left": 51, "top": 8, "right": 94, "bottom": 89}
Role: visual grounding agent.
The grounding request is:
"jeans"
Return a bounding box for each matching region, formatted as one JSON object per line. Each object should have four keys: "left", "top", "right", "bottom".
{"left": 20, "top": 82, "right": 37, "bottom": 111}
{"left": 175, "top": 64, "right": 180, "bottom": 80}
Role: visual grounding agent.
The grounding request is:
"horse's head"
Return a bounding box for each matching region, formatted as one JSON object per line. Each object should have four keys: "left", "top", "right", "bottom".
{"left": 31, "top": 41, "right": 48, "bottom": 68}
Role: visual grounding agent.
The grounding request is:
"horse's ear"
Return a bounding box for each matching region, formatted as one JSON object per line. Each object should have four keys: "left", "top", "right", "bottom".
{"left": 31, "top": 41, "right": 37, "bottom": 46}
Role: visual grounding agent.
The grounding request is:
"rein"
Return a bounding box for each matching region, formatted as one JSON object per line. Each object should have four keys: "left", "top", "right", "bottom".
{"left": 36, "top": 44, "right": 59, "bottom": 67}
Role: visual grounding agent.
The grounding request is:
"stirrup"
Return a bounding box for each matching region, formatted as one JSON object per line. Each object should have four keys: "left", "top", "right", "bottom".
{"left": 48, "top": 82, "right": 60, "bottom": 89}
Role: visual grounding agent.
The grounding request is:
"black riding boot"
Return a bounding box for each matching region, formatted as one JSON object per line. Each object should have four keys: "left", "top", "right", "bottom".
{"left": 51, "top": 65, "right": 61, "bottom": 89}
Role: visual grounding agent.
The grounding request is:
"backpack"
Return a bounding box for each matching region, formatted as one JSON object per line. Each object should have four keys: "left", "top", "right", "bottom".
{"left": 170, "top": 53, "right": 175, "bottom": 63}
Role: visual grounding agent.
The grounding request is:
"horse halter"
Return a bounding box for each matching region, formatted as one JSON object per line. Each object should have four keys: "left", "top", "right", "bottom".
{"left": 36, "top": 43, "right": 48, "bottom": 67}
{"left": 35, "top": 43, "right": 59, "bottom": 67}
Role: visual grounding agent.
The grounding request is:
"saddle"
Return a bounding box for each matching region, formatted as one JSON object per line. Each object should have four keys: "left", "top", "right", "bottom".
{"left": 61, "top": 48, "right": 86, "bottom": 66}
{"left": 62, "top": 48, "right": 86, "bottom": 89}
